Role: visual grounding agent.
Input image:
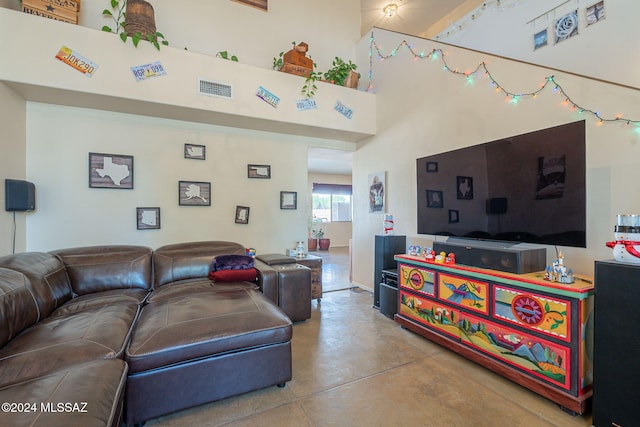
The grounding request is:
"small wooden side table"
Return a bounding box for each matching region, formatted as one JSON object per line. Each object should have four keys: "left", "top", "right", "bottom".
{"left": 294, "top": 254, "right": 323, "bottom": 301}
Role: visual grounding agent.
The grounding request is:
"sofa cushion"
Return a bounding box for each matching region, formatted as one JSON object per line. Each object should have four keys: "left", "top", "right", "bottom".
{"left": 51, "top": 245, "right": 153, "bottom": 296}
{"left": 126, "top": 288, "right": 292, "bottom": 373}
{"left": 0, "top": 252, "right": 72, "bottom": 319}
{"left": 0, "top": 302, "right": 139, "bottom": 387}
{"left": 154, "top": 241, "right": 246, "bottom": 288}
{"left": 0, "top": 359, "right": 127, "bottom": 427}
{"left": 209, "top": 268, "right": 258, "bottom": 282}
{"left": 49, "top": 288, "right": 150, "bottom": 319}
{"left": 146, "top": 279, "right": 256, "bottom": 304}
{"left": 0, "top": 268, "right": 38, "bottom": 348}
{"left": 211, "top": 254, "right": 255, "bottom": 271}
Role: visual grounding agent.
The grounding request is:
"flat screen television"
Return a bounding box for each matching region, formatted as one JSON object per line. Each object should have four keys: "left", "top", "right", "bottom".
{"left": 416, "top": 120, "right": 586, "bottom": 248}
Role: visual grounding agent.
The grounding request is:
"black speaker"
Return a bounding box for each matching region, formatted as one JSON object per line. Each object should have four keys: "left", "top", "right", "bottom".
{"left": 373, "top": 235, "right": 406, "bottom": 308}
{"left": 433, "top": 238, "right": 546, "bottom": 274}
{"left": 593, "top": 261, "right": 640, "bottom": 427}
{"left": 486, "top": 197, "right": 507, "bottom": 214}
{"left": 5, "top": 179, "right": 36, "bottom": 212}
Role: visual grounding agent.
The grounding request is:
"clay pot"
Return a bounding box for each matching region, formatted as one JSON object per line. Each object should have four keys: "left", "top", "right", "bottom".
{"left": 125, "top": 0, "right": 156, "bottom": 38}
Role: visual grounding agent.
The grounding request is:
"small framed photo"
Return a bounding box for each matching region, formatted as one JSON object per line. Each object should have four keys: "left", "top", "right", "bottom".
{"left": 457, "top": 176, "right": 474, "bottom": 200}
{"left": 280, "top": 191, "right": 297, "bottom": 209}
{"left": 179, "top": 181, "right": 211, "bottom": 206}
{"left": 137, "top": 207, "right": 160, "bottom": 230}
{"left": 89, "top": 152, "right": 133, "bottom": 189}
{"left": 235, "top": 206, "right": 250, "bottom": 224}
{"left": 448, "top": 209, "right": 459, "bottom": 224}
{"left": 426, "top": 162, "right": 438, "bottom": 173}
{"left": 426, "top": 190, "right": 443, "bottom": 208}
{"left": 248, "top": 164, "right": 271, "bottom": 179}
{"left": 184, "top": 144, "right": 206, "bottom": 160}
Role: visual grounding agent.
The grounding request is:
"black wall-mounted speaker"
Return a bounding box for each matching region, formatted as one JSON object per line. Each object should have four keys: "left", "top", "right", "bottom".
{"left": 5, "top": 179, "right": 36, "bottom": 212}
{"left": 486, "top": 197, "right": 507, "bottom": 215}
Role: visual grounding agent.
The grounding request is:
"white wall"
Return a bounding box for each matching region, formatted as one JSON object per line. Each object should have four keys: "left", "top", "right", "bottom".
{"left": 0, "top": 83, "right": 27, "bottom": 254}
{"left": 427, "top": 0, "right": 640, "bottom": 89}
{"left": 25, "top": 103, "right": 310, "bottom": 253}
{"left": 0, "top": 2, "right": 367, "bottom": 256}
{"left": 308, "top": 172, "right": 352, "bottom": 248}
{"left": 75, "top": 0, "right": 361, "bottom": 76}
{"left": 351, "top": 28, "right": 640, "bottom": 290}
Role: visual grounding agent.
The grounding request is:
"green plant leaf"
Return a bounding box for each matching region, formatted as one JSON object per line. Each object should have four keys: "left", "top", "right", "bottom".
{"left": 102, "top": 25, "right": 113, "bottom": 32}
{"left": 103, "top": 9, "right": 113, "bottom": 16}
{"left": 110, "top": 0, "right": 119, "bottom": 8}
{"left": 119, "top": 32, "right": 127, "bottom": 43}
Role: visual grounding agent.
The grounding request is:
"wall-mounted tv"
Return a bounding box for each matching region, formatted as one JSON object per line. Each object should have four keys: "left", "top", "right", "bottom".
{"left": 417, "top": 120, "right": 586, "bottom": 248}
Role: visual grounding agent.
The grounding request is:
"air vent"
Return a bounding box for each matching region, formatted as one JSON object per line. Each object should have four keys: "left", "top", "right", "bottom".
{"left": 198, "top": 78, "right": 233, "bottom": 99}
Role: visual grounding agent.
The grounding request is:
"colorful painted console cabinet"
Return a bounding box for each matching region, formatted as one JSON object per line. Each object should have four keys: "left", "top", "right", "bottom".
{"left": 394, "top": 254, "right": 594, "bottom": 414}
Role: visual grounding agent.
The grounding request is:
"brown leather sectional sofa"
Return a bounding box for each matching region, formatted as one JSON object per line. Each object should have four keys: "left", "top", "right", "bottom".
{"left": 0, "top": 241, "right": 293, "bottom": 426}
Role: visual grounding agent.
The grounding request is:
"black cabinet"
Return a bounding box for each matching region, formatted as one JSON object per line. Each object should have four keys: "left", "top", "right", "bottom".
{"left": 593, "top": 260, "right": 640, "bottom": 427}
{"left": 373, "top": 235, "right": 405, "bottom": 308}
{"left": 379, "top": 269, "right": 398, "bottom": 318}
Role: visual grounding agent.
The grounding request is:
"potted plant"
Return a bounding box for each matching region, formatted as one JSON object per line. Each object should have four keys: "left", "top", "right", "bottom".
{"left": 273, "top": 42, "right": 319, "bottom": 98}
{"left": 102, "top": 0, "right": 169, "bottom": 50}
{"left": 315, "top": 227, "right": 330, "bottom": 251}
{"left": 308, "top": 217, "right": 321, "bottom": 251}
{"left": 322, "top": 57, "right": 360, "bottom": 88}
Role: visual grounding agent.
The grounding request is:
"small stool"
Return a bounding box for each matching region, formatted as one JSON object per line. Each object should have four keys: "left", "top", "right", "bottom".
{"left": 271, "top": 264, "right": 311, "bottom": 322}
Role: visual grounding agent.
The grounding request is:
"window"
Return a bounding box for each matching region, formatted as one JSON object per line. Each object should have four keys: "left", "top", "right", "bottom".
{"left": 312, "top": 183, "right": 352, "bottom": 222}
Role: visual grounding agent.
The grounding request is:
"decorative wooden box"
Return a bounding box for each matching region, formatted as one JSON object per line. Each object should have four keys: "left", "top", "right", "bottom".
{"left": 22, "top": 0, "right": 80, "bottom": 24}
{"left": 281, "top": 42, "right": 313, "bottom": 78}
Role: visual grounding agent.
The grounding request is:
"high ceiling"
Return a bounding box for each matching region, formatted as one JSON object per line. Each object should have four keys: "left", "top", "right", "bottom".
{"left": 360, "top": 0, "right": 469, "bottom": 38}
{"left": 309, "top": 0, "right": 473, "bottom": 175}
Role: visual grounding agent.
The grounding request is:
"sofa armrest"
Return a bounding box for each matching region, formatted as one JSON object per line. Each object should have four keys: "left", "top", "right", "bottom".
{"left": 254, "top": 260, "right": 278, "bottom": 304}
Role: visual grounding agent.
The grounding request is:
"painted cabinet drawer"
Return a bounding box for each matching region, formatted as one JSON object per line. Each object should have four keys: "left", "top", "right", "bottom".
{"left": 399, "top": 290, "right": 461, "bottom": 339}
{"left": 399, "top": 263, "right": 435, "bottom": 296}
{"left": 438, "top": 272, "right": 489, "bottom": 316}
{"left": 494, "top": 285, "right": 571, "bottom": 342}
{"left": 458, "top": 310, "right": 572, "bottom": 392}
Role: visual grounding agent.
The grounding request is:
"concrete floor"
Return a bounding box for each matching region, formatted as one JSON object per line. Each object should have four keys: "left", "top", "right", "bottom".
{"left": 147, "top": 249, "right": 593, "bottom": 427}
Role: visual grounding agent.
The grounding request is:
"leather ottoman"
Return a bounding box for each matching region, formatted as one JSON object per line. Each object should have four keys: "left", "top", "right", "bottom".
{"left": 257, "top": 253, "right": 322, "bottom": 301}
{"left": 271, "top": 264, "right": 312, "bottom": 322}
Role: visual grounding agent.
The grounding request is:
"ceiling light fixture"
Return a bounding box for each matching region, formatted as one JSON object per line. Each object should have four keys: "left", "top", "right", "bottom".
{"left": 383, "top": 3, "right": 398, "bottom": 18}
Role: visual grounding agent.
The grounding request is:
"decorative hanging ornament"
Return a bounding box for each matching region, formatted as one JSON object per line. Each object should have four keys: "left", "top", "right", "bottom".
{"left": 554, "top": 12, "right": 578, "bottom": 38}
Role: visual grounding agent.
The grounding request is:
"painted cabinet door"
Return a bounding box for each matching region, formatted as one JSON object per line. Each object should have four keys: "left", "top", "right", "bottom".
{"left": 398, "top": 264, "right": 435, "bottom": 296}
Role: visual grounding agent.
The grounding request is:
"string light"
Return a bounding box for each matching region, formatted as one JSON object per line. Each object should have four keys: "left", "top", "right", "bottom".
{"left": 367, "top": 32, "right": 640, "bottom": 129}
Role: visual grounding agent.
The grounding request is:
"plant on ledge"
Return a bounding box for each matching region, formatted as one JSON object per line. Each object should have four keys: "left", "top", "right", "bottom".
{"left": 102, "top": 0, "right": 169, "bottom": 50}
{"left": 273, "top": 41, "right": 319, "bottom": 98}
{"left": 323, "top": 57, "right": 360, "bottom": 88}
{"left": 216, "top": 51, "right": 239, "bottom": 62}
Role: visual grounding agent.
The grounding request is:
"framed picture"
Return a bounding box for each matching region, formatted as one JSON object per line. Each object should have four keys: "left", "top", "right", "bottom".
{"left": 534, "top": 29, "right": 548, "bottom": 50}
{"left": 586, "top": 1, "right": 605, "bottom": 26}
{"left": 426, "top": 190, "right": 443, "bottom": 208}
{"left": 280, "top": 191, "right": 297, "bottom": 209}
{"left": 457, "top": 176, "right": 474, "bottom": 200}
{"left": 184, "top": 144, "right": 206, "bottom": 160}
{"left": 179, "top": 181, "right": 211, "bottom": 206}
{"left": 247, "top": 164, "right": 271, "bottom": 179}
{"left": 448, "top": 209, "right": 459, "bottom": 224}
{"left": 89, "top": 152, "right": 133, "bottom": 189}
{"left": 368, "top": 171, "right": 386, "bottom": 213}
{"left": 426, "top": 162, "right": 438, "bottom": 173}
{"left": 137, "top": 207, "right": 160, "bottom": 230}
{"left": 235, "top": 206, "right": 250, "bottom": 224}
